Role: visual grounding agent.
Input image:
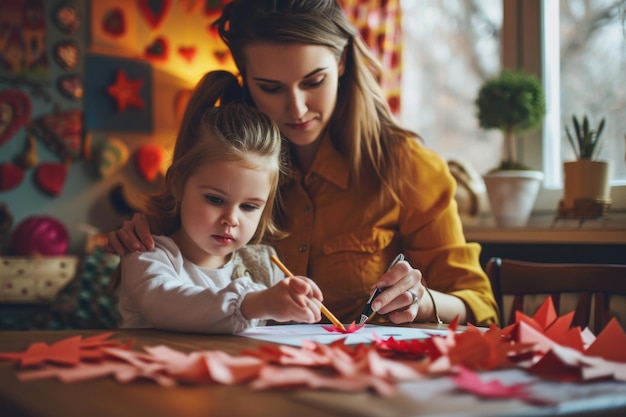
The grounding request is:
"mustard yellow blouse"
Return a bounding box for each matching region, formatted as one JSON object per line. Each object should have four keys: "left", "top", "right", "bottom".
{"left": 272, "top": 135, "right": 499, "bottom": 327}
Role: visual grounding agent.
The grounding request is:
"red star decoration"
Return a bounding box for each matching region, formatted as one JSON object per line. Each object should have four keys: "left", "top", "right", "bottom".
{"left": 106, "top": 69, "right": 145, "bottom": 112}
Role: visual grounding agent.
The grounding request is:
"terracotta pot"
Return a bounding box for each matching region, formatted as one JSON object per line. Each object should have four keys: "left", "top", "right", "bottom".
{"left": 562, "top": 160, "right": 611, "bottom": 210}
{"left": 483, "top": 170, "right": 544, "bottom": 227}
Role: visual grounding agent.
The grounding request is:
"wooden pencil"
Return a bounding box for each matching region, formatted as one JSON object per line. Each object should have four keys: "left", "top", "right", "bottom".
{"left": 269, "top": 255, "right": 346, "bottom": 330}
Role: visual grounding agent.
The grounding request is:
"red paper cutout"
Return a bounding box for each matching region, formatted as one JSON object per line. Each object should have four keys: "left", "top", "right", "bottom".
{"left": 451, "top": 366, "right": 552, "bottom": 405}
{"left": 102, "top": 8, "right": 126, "bottom": 38}
{"left": 584, "top": 318, "right": 626, "bottom": 363}
{"left": 134, "top": 144, "right": 166, "bottom": 182}
{"left": 137, "top": 0, "right": 172, "bottom": 30}
{"left": 4, "top": 297, "right": 626, "bottom": 405}
{"left": 0, "top": 89, "right": 32, "bottom": 146}
{"left": 178, "top": 46, "right": 196, "bottom": 63}
{"left": 107, "top": 69, "right": 145, "bottom": 112}
{"left": 34, "top": 162, "right": 68, "bottom": 196}
{"left": 321, "top": 321, "right": 363, "bottom": 334}
{"left": 0, "top": 162, "right": 25, "bottom": 192}
{"left": 144, "top": 37, "right": 169, "bottom": 62}
{"left": 0, "top": 333, "right": 126, "bottom": 366}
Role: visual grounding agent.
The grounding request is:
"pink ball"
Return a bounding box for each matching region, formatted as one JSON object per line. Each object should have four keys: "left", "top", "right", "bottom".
{"left": 10, "top": 216, "right": 69, "bottom": 256}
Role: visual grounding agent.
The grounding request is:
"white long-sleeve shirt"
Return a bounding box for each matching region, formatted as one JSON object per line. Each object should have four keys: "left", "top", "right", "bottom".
{"left": 118, "top": 235, "right": 285, "bottom": 334}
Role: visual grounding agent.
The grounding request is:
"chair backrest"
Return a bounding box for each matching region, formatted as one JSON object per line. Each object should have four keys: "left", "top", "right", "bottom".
{"left": 485, "top": 257, "right": 626, "bottom": 332}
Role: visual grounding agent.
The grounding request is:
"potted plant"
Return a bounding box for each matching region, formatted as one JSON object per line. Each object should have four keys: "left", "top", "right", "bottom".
{"left": 475, "top": 69, "right": 546, "bottom": 227}
{"left": 559, "top": 114, "right": 611, "bottom": 218}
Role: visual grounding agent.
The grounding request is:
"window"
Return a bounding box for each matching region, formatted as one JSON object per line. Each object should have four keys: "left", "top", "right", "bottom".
{"left": 400, "top": 0, "right": 626, "bottom": 212}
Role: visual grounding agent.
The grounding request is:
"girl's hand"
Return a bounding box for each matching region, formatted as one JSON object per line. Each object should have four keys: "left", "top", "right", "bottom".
{"left": 368, "top": 259, "right": 428, "bottom": 324}
{"left": 105, "top": 213, "right": 155, "bottom": 256}
{"left": 244, "top": 276, "right": 323, "bottom": 323}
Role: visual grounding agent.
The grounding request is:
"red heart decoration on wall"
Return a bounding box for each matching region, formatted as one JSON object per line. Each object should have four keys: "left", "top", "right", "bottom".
{"left": 0, "top": 89, "right": 32, "bottom": 146}
{"left": 144, "top": 37, "right": 169, "bottom": 61}
{"left": 34, "top": 162, "right": 68, "bottom": 197}
{"left": 0, "top": 162, "right": 25, "bottom": 192}
{"left": 178, "top": 46, "right": 197, "bottom": 63}
{"left": 135, "top": 144, "right": 166, "bottom": 182}
{"left": 102, "top": 8, "right": 126, "bottom": 38}
{"left": 137, "top": 0, "right": 172, "bottom": 29}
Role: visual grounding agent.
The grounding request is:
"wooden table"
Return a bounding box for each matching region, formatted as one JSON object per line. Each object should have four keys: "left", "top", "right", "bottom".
{"left": 1, "top": 328, "right": 626, "bottom": 417}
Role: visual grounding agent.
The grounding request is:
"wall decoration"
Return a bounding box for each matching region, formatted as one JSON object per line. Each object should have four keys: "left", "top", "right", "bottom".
{"left": 134, "top": 144, "right": 166, "bottom": 182}
{"left": 90, "top": 1, "right": 136, "bottom": 53}
{"left": 97, "top": 137, "right": 129, "bottom": 178}
{"left": 53, "top": 39, "right": 80, "bottom": 71}
{"left": 179, "top": 0, "right": 204, "bottom": 14}
{"left": 14, "top": 131, "right": 38, "bottom": 169}
{"left": 52, "top": 1, "right": 81, "bottom": 34}
{"left": 32, "top": 109, "right": 83, "bottom": 162}
{"left": 177, "top": 45, "right": 196, "bottom": 63}
{"left": 34, "top": 161, "right": 69, "bottom": 197}
{"left": 0, "top": 0, "right": 48, "bottom": 78}
{"left": 0, "top": 89, "right": 32, "bottom": 146}
{"left": 9, "top": 215, "right": 69, "bottom": 256}
{"left": 137, "top": 0, "right": 172, "bottom": 30}
{"left": 106, "top": 69, "right": 145, "bottom": 112}
{"left": 0, "top": 162, "right": 25, "bottom": 193}
{"left": 101, "top": 8, "right": 126, "bottom": 38}
{"left": 56, "top": 73, "right": 83, "bottom": 100}
{"left": 85, "top": 54, "right": 152, "bottom": 133}
{"left": 203, "top": 0, "right": 231, "bottom": 19}
{"left": 144, "top": 37, "right": 169, "bottom": 62}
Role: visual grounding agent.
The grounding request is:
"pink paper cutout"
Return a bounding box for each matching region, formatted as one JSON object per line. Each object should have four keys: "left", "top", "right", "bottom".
{"left": 321, "top": 321, "right": 363, "bottom": 333}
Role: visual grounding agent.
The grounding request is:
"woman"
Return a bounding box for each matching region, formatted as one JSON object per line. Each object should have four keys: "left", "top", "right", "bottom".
{"left": 107, "top": 0, "right": 499, "bottom": 327}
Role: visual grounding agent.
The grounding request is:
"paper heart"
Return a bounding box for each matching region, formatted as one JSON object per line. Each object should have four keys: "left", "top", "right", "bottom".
{"left": 137, "top": 0, "right": 172, "bottom": 29}
{"left": 213, "top": 50, "right": 230, "bottom": 65}
{"left": 57, "top": 74, "right": 83, "bottom": 100}
{"left": 102, "top": 7, "right": 126, "bottom": 37}
{"left": 0, "top": 89, "right": 32, "bottom": 146}
{"left": 144, "top": 37, "right": 169, "bottom": 61}
{"left": 177, "top": 46, "right": 196, "bottom": 63}
{"left": 54, "top": 40, "right": 80, "bottom": 71}
{"left": 34, "top": 162, "right": 68, "bottom": 197}
{"left": 134, "top": 144, "right": 166, "bottom": 182}
{"left": 0, "top": 162, "right": 25, "bottom": 192}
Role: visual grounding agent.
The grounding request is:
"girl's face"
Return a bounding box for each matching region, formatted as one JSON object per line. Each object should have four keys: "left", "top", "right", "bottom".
{"left": 243, "top": 43, "right": 344, "bottom": 148}
{"left": 172, "top": 158, "right": 272, "bottom": 269}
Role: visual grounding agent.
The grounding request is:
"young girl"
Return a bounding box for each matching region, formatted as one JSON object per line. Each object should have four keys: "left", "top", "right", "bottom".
{"left": 115, "top": 73, "right": 323, "bottom": 333}
{"left": 108, "top": 0, "right": 499, "bottom": 327}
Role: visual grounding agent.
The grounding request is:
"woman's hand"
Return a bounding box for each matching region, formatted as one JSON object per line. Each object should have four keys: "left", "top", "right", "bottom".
{"left": 243, "top": 276, "right": 323, "bottom": 323}
{"left": 105, "top": 213, "right": 155, "bottom": 256}
{"left": 368, "top": 260, "right": 430, "bottom": 324}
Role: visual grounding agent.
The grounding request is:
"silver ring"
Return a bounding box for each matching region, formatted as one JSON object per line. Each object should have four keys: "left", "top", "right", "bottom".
{"left": 407, "top": 290, "right": 418, "bottom": 305}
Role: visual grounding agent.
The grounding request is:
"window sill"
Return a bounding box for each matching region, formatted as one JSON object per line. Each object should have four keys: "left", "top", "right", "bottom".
{"left": 462, "top": 212, "right": 626, "bottom": 244}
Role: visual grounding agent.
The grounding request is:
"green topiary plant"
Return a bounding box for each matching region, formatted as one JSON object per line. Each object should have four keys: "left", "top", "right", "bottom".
{"left": 475, "top": 69, "right": 546, "bottom": 171}
{"left": 565, "top": 114, "right": 606, "bottom": 160}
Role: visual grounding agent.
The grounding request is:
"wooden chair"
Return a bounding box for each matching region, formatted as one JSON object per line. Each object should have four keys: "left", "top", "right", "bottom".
{"left": 485, "top": 257, "right": 626, "bottom": 332}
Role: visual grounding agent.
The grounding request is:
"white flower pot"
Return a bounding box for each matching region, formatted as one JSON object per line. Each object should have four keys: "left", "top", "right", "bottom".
{"left": 483, "top": 170, "right": 544, "bottom": 227}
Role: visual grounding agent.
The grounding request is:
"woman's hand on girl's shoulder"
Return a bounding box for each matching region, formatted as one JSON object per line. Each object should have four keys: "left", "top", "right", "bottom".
{"left": 105, "top": 212, "right": 155, "bottom": 256}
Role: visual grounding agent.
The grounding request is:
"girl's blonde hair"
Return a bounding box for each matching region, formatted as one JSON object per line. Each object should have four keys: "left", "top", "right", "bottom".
{"left": 214, "top": 0, "right": 422, "bottom": 203}
{"left": 147, "top": 71, "right": 285, "bottom": 243}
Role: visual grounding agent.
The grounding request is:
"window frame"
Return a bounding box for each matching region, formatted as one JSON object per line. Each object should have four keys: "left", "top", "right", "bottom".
{"left": 503, "top": 0, "right": 625, "bottom": 211}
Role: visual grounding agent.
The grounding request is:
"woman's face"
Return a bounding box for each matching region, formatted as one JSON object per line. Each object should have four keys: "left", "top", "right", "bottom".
{"left": 243, "top": 43, "right": 344, "bottom": 148}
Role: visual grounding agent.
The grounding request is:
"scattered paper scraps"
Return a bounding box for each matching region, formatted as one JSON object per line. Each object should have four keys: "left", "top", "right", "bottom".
{"left": 3, "top": 297, "right": 626, "bottom": 407}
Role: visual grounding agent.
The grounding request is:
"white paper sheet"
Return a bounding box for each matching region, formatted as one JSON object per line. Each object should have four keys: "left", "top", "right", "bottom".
{"left": 237, "top": 323, "right": 450, "bottom": 346}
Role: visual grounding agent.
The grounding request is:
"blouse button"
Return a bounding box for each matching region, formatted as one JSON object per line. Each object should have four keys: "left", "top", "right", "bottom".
{"left": 298, "top": 245, "right": 308, "bottom": 253}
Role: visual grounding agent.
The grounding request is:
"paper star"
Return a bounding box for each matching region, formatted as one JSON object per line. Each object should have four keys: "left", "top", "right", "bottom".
{"left": 106, "top": 69, "right": 145, "bottom": 112}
